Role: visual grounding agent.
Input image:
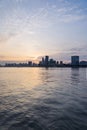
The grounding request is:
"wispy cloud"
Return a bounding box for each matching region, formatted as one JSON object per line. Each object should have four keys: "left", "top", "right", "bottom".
{"left": 0, "top": 0, "right": 87, "bottom": 61}
{"left": 0, "top": 32, "right": 17, "bottom": 45}
{"left": 1, "top": 0, "right": 87, "bottom": 33}
{"left": 50, "top": 44, "right": 87, "bottom": 61}
{"left": 0, "top": 55, "right": 36, "bottom": 61}
{"left": 46, "top": 3, "right": 87, "bottom": 23}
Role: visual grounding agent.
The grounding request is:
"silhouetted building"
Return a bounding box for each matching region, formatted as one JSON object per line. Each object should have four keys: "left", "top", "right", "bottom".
{"left": 60, "top": 61, "right": 63, "bottom": 65}
{"left": 57, "top": 61, "right": 59, "bottom": 65}
{"left": 45, "top": 56, "right": 49, "bottom": 66}
{"left": 71, "top": 56, "right": 79, "bottom": 66}
{"left": 28, "top": 61, "right": 32, "bottom": 66}
{"left": 49, "top": 59, "right": 56, "bottom": 67}
{"left": 80, "top": 61, "right": 87, "bottom": 66}
{"left": 42, "top": 57, "right": 45, "bottom": 65}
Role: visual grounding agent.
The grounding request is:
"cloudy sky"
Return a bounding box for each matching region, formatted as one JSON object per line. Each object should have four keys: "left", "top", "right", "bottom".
{"left": 0, "top": 0, "right": 87, "bottom": 63}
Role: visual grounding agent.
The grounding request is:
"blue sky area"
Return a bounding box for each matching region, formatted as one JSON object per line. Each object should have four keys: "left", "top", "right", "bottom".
{"left": 0, "top": 0, "right": 87, "bottom": 63}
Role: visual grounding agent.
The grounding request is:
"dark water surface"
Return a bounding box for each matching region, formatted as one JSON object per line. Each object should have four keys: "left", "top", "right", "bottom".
{"left": 0, "top": 68, "right": 87, "bottom": 130}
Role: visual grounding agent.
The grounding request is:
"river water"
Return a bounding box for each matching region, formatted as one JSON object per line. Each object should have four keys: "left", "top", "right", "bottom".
{"left": 0, "top": 68, "right": 87, "bottom": 130}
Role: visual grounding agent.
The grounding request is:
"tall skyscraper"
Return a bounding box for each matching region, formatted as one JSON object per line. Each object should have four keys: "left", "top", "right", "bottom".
{"left": 45, "top": 56, "right": 49, "bottom": 66}
{"left": 42, "top": 57, "right": 44, "bottom": 65}
{"left": 71, "top": 56, "right": 79, "bottom": 66}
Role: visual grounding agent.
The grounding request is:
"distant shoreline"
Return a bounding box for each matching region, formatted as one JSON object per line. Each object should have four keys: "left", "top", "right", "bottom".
{"left": 0, "top": 66, "right": 87, "bottom": 68}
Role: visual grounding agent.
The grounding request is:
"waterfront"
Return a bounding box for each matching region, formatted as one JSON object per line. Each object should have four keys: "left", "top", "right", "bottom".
{"left": 0, "top": 68, "right": 87, "bottom": 130}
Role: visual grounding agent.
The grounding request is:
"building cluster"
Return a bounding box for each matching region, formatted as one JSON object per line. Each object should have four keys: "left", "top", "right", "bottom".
{"left": 5, "top": 61, "right": 38, "bottom": 67}
{"left": 0, "top": 55, "right": 87, "bottom": 67}
{"left": 39, "top": 55, "right": 87, "bottom": 67}
{"left": 39, "top": 56, "right": 63, "bottom": 67}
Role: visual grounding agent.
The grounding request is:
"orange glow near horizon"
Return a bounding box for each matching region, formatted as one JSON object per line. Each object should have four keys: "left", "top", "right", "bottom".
{"left": 0, "top": 55, "right": 41, "bottom": 63}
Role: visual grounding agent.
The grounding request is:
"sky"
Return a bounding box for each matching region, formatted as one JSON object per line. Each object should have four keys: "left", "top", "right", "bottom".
{"left": 0, "top": 0, "right": 87, "bottom": 63}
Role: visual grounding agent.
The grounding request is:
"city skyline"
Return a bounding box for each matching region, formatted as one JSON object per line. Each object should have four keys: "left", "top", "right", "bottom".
{"left": 0, "top": 0, "right": 87, "bottom": 63}
{"left": 0, "top": 55, "right": 87, "bottom": 67}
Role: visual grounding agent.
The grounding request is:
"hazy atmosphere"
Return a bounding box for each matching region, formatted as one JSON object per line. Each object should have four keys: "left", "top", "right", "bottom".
{"left": 0, "top": 0, "right": 87, "bottom": 63}
{"left": 0, "top": 1, "right": 87, "bottom": 130}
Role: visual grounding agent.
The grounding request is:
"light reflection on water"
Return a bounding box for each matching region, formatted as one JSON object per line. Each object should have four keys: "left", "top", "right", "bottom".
{"left": 0, "top": 68, "right": 87, "bottom": 130}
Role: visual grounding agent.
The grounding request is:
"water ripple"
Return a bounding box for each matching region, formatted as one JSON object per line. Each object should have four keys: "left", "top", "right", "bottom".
{"left": 0, "top": 68, "right": 87, "bottom": 130}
